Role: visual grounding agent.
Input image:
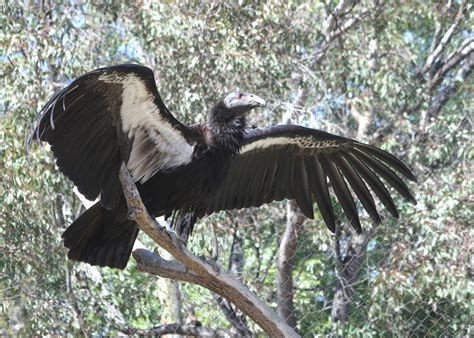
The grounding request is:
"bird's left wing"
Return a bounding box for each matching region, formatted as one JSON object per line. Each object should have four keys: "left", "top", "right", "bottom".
{"left": 27, "top": 64, "right": 194, "bottom": 208}
{"left": 203, "top": 125, "right": 417, "bottom": 233}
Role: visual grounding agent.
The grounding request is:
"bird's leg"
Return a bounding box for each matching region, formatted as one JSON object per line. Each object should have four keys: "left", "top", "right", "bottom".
{"left": 197, "top": 255, "right": 221, "bottom": 274}
{"left": 208, "top": 259, "right": 221, "bottom": 274}
{"left": 168, "top": 231, "right": 185, "bottom": 254}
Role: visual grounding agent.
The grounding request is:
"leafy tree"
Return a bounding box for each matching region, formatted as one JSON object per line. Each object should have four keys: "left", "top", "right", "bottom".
{"left": 1, "top": 1, "right": 472, "bottom": 336}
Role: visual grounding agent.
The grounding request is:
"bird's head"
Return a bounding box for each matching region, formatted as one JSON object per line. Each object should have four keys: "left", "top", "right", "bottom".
{"left": 208, "top": 92, "right": 265, "bottom": 135}
{"left": 209, "top": 92, "right": 265, "bottom": 150}
{"left": 222, "top": 92, "right": 266, "bottom": 115}
{"left": 211, "top": 92, "right": 266, "bottom": 124}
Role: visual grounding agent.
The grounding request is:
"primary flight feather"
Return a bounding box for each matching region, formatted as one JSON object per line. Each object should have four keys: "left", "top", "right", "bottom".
{"left": 28, "top": 64, "right": 416, "bottom": 269}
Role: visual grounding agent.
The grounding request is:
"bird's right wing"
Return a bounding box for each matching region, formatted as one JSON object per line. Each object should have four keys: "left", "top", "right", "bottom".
{"left": 204, "top": 125, "right": 417, "bottom": 233}
{"left": 27, "top": 64, "right": 195, "bottom": 208}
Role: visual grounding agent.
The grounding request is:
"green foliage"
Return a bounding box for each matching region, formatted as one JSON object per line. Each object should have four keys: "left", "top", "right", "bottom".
{"left": 1, "top": 1, "right": 472, "bottom": 336}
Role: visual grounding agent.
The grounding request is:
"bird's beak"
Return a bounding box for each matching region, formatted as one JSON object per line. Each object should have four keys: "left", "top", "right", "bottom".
{"left": 247, "top": 94, "right": 266, "bottom": 108}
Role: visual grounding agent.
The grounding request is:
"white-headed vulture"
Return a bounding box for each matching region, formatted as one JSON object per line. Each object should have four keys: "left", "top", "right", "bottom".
{"left": 27, "top": 64, "right": 417, "bottom": 269}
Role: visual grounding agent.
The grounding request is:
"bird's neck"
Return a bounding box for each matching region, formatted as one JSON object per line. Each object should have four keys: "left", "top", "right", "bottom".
{"left": 208, "top": 107, "right": 246, "bottom": 155}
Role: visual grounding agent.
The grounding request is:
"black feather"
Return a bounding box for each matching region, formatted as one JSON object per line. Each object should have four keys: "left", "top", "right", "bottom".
{"left": 275, "top": 149, "right": 295, "bottom": 201}
{"left": 320, "top": 154, "right": 362, "bottom": 233}
{"left": 333, "top": 155, "right": 381, "bottom": 224}
{"left": 249, "top": 149, "right": 273, "bottom": 207}
{"left": 216, "top": 159, "right": 242, "bottom": 213}
{"left": 352, "top": 148, "right": 416, "bottom": 203}
{"left": 305, "top": 156, "right": 336, "bottom": 232}
{"left": 343, "top": 151, "right": 399, "bottom": 218}
{"left": 292, "top": 156, "right": 314, "bottom": 218}
{"left": 261, "top": 149, "right": 279, "bottom": 204}
{"left": 353, "top": 143, "right": 417, "bottom": 182}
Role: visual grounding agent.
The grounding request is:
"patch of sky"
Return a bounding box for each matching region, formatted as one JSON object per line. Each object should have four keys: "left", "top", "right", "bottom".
{"left": 367, "top": 239, "right": 377, "bottom": 251}
{"left": 461, "top": 30, "right": 473, "bottom": 39}
{"left": 117, "top": 39, "right": 143, "bottom": 60}
{"left": 70, "top": 11, "right": 85, "bottom": 29}
{"left": 311, "top": 92, "right": 347, "bottom": 122}
{"left": 370, "top": 269, "right": 380, "bottom": 279}
{"left": 403, "top": 31, "right": 415, "bottom": 44}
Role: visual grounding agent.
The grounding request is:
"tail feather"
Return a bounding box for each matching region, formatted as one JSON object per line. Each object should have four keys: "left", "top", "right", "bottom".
{"left": 62, "top": 201, "right": 138, "bottom": 269}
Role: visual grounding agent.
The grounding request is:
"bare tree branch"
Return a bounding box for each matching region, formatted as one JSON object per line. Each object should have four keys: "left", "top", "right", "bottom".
{"left": 120, "top": 323, "right": 235, "bottom": 337}
{"left": 429, "top": 37, "right": 474, "bottom": 90}
{"left": 427, "top": 21, "right": 443, "bottom": 58}
{"left": 155, "top": 251, "right": 183, "bottom": 333}
{"left": 428, "top": 53, "right": 474, "bottom": 118}
{"left": 322, "top": 0, "right": 357, "bottom": 37}
{"left": 215, "top": 229, "right": 251, "bottom": 336}
{"left": 312, "top": 6, "right": 370, "bottom": 70}
{"left": 133, "top": 249, "right": 208, "bottom": 285}
{"left": 214, "top": 294, "right": 250, "bottom": 337}
{"left": 331, "top": 226, "right": 376, "bottom": 323}
{"left": 66, "top": 264, "right": 89, "bottom": 337}
{"left": 423, "top": 0, "right": 466, "bottom": 74}
{"left": 118, "top": 164, "right": 299, "bottom": 338}
{"left": 277, "top": 200, "right": 305, "bottom": 329}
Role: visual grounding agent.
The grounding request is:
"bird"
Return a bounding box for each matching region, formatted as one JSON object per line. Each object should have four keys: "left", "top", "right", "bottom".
{"left": 27, "top": 64, "right": 417, "bottom": 269}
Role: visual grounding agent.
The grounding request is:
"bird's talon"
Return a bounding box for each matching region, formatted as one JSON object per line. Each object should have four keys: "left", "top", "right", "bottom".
{"left": 198, "top": 256, "right": 220, "bottom": 273}
{"left": 127, "top": 210, "right": 137, "bottom": 220}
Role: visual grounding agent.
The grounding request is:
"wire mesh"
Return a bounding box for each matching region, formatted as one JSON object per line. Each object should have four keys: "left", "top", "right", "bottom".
{"left": 0, "top": 1, "right": 472, "bottom": 336}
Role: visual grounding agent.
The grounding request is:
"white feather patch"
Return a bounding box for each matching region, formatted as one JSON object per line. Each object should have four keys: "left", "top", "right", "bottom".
{"left": 240, "top": 136, "right": 338, "bottom": 154}
{"left": 99, "top": 73, "right": 194, "bottom": 182}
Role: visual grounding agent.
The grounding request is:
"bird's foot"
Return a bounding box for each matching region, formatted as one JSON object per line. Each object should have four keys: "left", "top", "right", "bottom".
{"left": 198, "top": 255, "right": 221, "bottom": 274}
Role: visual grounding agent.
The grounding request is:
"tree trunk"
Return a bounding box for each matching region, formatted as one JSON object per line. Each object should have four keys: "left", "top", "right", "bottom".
{"left": 332, "top": 34, "right": 379, "bottom": 323}
{"left": 331, "top": 231, "right": 370, "bottom": 323}
{"left": 157, "top": 250, "right": 182, "bottom": 338}
{"left": 277, "top": 200, "right": 305, "bottom": 329}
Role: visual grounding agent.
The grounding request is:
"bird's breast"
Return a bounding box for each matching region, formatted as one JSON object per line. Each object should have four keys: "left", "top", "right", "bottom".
{"left": 136, "top": 149, "right": 233, "bottom": 215}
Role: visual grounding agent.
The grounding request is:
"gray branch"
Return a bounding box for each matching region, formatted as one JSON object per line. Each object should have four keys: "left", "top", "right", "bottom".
{"left": 214, "top": 294, "right": 250, "bottom": 337}
{"left": 427, "top": 21, "right": 443, "bottom": 58}
{"left": 214, "top": 227, "right": 250, "bottom": 336}
{"left": 312, "top": 5, "right": 369, "bottom": 69}
{"left": 429, "top": 37, "right": 474, "bottom": 90}
{"left": 331, "top": 227, "right": 375, "bottom": 323}
{"left": 120, "top": 323, "right": 235, "bottom": 337}
{"left": 118, "top": 164, "right": 299, "bottom": 338}
{"left": 423, "top": 0, "right": 466, "bottom": 74}
{"left": 428, "top": 53, "right": 474, "bottom": 118}
{"left": 277, "top": 200, "right": 305, "bottom": 329}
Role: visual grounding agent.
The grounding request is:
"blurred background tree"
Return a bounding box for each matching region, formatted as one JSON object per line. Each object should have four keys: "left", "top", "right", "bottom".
{"left": 1, "top": 1, "right": 472, "bottom": 336}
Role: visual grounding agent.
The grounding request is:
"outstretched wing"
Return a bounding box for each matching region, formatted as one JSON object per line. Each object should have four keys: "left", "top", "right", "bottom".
{"left": 27, "top": 64, "right": 194, "bottom": 208}
{"left": 204, "top": 125, "right": 417, "bottom": 233}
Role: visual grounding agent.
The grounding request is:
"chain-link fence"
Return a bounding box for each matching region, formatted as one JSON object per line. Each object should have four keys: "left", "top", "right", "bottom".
{"left": 1, "top": 1, "right": 472, "bottom": 336}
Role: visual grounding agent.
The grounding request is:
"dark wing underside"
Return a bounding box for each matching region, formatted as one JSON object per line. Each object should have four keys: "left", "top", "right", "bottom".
{"left": 204, "top": 125, "right": 417, "bottom": 233}
{"left": 27, "top": 64, "right": 193, "bottom": 209}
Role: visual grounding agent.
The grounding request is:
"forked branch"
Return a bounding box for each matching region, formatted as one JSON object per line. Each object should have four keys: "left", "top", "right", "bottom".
{"left": 118, "top": 163, "right": 298, "bottom": 338}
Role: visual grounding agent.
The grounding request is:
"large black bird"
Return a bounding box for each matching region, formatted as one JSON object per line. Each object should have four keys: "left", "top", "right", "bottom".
{"left": 28, "top": 64, "right": 416, "bottom": 269}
